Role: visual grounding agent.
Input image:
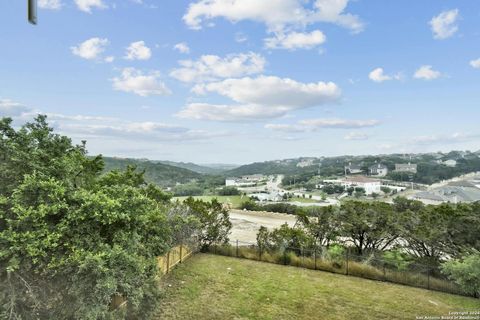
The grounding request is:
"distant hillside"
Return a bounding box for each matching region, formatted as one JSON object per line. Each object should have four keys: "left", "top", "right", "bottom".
{"left": 202, "top": 163, "right": 240, "bottom": 171}
{"left": 225, "top": 151, "right": 480, "bottom": 185}
{"left": 155, "top": 160, "right": 225, "bottom": 174}
{"left": 226, "top": 158, "right": 318, "bottom": 176}
{"left": 103, "top": 157, "right": 203, "bottom": 187}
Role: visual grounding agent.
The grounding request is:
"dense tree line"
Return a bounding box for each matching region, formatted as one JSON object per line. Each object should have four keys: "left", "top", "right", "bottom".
{"left": 0, "top": 116, "right": 232, "bottom": 319}
{"left": 255, "top": 198, "right": 480, "bottom": 296}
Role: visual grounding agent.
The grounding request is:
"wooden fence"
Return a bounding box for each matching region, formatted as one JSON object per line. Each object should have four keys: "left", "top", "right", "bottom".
{"left": 157, "top": 244, "right": 195, "bottom": 276}
{"left": 110, "top": 244, "right": 196, "bottom": 310}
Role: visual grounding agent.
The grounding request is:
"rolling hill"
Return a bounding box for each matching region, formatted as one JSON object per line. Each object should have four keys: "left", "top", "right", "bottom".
{"left": 155, "top": 160, "right": 227, "bottom": 174}
{"left": 102, "top": 157, "right": 203, "bottom": 187}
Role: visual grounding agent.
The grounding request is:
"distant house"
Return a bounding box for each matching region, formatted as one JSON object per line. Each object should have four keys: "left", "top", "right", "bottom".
{"left": 225, "top": 177, "right": 255, "bottom": 187}
{"left": 345, "top": 163, "right": 363, "bottom": 174}
{"left": 225, "top": 175, "right": 265, "bottom": 187}
{"left": 411, "top": 182, "right": 480, "bottom": 205}
{"left": 252, "top": 192, "right": 282, "bottom": 202}
{"left": 395, "top": 163, "right": 417, "bottom": 173}
{"left": 369, "top": 163, "right": 388, "bottom": 177}
{"left": 242, "top": 174, "right": 265, "bottom": 182}
{"left": 443, "top": 159, "right": 457, "bottom": 167}
{"left": 324, "top": 176, "right": 381, "bottom": 195}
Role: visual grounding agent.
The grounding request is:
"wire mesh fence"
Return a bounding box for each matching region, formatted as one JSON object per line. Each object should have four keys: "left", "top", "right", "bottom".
{"left": 205, "top": 240, "right": 469, "bottom": 297}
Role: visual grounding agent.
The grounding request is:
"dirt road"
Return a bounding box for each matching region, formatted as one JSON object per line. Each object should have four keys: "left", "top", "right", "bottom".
{"left": 229, "top": 209, "right": 297, "bottom": 243}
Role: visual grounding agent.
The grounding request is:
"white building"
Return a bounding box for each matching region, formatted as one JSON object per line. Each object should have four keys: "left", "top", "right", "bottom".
{"left": 369, "top": 163, "right": 388, "bottom": 177}
{"left": 395, "top": 163, "right": 417, "bottom": 173}
{"left": 324, "top": 176, "right": 382, "bottom": 195}
{"left": 225, "top": 174, "right": 265, "bottom": 187}
{"left": 225, "top": 177, "right": 255, "bottom": 187}
{"left": 443, "top": 159, "right": 457, "bottom": 167}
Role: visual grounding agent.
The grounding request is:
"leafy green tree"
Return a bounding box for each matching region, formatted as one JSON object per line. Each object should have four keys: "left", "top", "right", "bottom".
{"left": 0, "top": 116, "right": 193, "bottom": 319}
{"left": 380, "top": 186, "right": 392, "bottom": 194}
{"left": 401, "top": 204, "right": 450, "bottom": 263}
{"left": 338, "top": 201, "right": 401, "bottom": 255}
{"left": 442, "top": 252, "right": 480, "bottom": 298}
{"left": 268, "top": 223, "right": 314, "bottom": 254}
{"left": 256, "top": 226, "right": 270, "bottom": 252}
{"left": 184, "top": 197, "right": 232, "bottom": 250}
{"left": 296, "top": 206, "right": 339, "bottom": 248}
{"left": 217, "top": 186, "right": 241, "bottom": 196}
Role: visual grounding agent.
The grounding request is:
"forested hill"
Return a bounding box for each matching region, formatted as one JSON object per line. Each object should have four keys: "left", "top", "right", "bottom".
{"left": 103, "top": 157, "right": 203, "bottom": 187}
{"left": 225, "top": 151, "right": 480, "bottom": 185}
{"left": 155, "top": 160, "right": 225, "bottom": 174}
{"left": 225, "top": 158, "right": 326, "bottom": 176}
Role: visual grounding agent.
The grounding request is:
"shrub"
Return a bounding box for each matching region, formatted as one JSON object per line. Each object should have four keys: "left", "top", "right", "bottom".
{"left": 441, "top": 253, "right": 480, "bottom": 297}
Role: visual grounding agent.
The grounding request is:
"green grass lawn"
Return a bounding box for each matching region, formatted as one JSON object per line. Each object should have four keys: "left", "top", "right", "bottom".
{"left": 173, "top": 195, "right": 246, "bottom": 208}
{"left": 289, "top": 196, "right": 321, "bottom": 203}
{"left": 156, "top": 254, "right": 479, "bottom": 320}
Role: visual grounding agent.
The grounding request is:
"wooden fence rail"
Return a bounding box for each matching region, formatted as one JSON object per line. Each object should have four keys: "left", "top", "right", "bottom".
{"left": 157, "top": 244, "right": 195, "bottom": 276}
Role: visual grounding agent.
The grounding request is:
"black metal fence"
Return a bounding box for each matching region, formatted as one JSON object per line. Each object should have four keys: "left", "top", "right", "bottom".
{"left": 206, "top": 240, "right": 469, "bottom": 297}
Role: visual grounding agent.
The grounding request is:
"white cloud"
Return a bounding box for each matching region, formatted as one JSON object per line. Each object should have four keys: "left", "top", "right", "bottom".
{"left": 71, "top": 38, "right": 109, "bottom": 60}
{"left": 299, "top": 118, "right": 379, "bottom": 129}
{"left": 125, "top": 41, "right": 152, "bottom": 60}
{"left": 174, "top": 42, "right": 191, "bottom": 54}
{"left": 235, "top": 32, "right": 248, "bottom": 43}
{"left": 344, "top": 132, "right": 369, "bottom": 140}
{"left": 177, "top": 103, "right": 290, "bottom": 122}
{"left": 430, "top": 9, "right": 459, "bottom": 40}
{"left": 0, "top": 99, "right": 31, "bottom": 117}
{"left": 264, "top": 30, "right": 326, "bottom": 50}
{"left": 74, "top": 0, "right": 107, "bottom": 13}
{"left": 368, "top": 68, "right": 401, "bottom": 82}
{"left": 178, "top": 76, "right": 341, "bottom": 121}
{"left": 183, "top": 0, "right": 364, "bottom": 33}
{"left": 414, "top": 65, "right": 441, "bottom": 80}
{"left": 192, "top": 75, "right": 341, "bottom": 107}
{"left": 170, "top": 52, "right": 265, "bottom": 83}
{"left": 470, "top": 58, "right": 480, "bottom": 69}
{"left": 112, "top": 68, "right": 171, "bottom": 97}
{"left": 265, "top": 118, "right": 380, "bottom": 132}
{"left": 38, "top": 0, "right": 62, "bottom": 10}
{"left": 412, "top": 132, "right": 480, "bottom": 145}
{"left": 104, "top": 56, "right": 115, "bottom": 63}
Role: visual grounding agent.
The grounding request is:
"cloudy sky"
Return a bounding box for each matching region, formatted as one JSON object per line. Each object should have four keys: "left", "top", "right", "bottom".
{"left": 1, "top": 0, "right": 479, "bottom": 164}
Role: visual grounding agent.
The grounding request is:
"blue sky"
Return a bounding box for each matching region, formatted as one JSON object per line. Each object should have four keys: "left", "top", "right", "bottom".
{"left": 1, "top": 0, "right": 479, "bottom": 164}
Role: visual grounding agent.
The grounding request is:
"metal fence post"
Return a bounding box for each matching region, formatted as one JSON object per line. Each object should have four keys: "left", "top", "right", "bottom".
{"left": 314, "top": 247, "right": 317, "bottom": 270}
{"left": 383, "top": 263, "right": 386, "bottom": 281}
{"left": 284, "top": 249, "right": 287, "bottom": 265}
{"left": 345, "top": 250, "right": 349, "bottom": 276}
{"left": 427, "top": 267, "right": 430, "bottom": 290}
{"left": 236, "top": 240, "right": 239, "bottom": 258}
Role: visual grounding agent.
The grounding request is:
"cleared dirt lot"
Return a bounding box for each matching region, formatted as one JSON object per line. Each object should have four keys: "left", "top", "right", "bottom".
{"left": 228, "top": 209, "right": 297, "bottom": 243}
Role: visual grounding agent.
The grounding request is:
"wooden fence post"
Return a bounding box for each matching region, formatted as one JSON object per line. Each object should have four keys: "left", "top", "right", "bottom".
{"left": 166, "top": 251, "right": 170, "bottom": 274}
{"left": 314, "top": 247, "right": 317, "bottom": 270}
{"left": 180, "top": 244, "right": 183, "bottom": 263}
{"left": 236, "top": 240, "right": 239, "bottom": 258}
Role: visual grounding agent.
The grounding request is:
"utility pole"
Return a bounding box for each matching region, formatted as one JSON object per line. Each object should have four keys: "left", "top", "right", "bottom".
{"left": 28, "top": 0, "right": 37, "bottom": 25}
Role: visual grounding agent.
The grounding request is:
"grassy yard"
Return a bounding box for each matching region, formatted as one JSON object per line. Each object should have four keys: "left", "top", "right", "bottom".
{"left": 289, "top": 196, "right": 320, "bottom": 203}
{"left": 172, "top": 195, "right": 246, "bottom": 209}
{"left": 156, "top": 254, "right": 479, "bottom": 320}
